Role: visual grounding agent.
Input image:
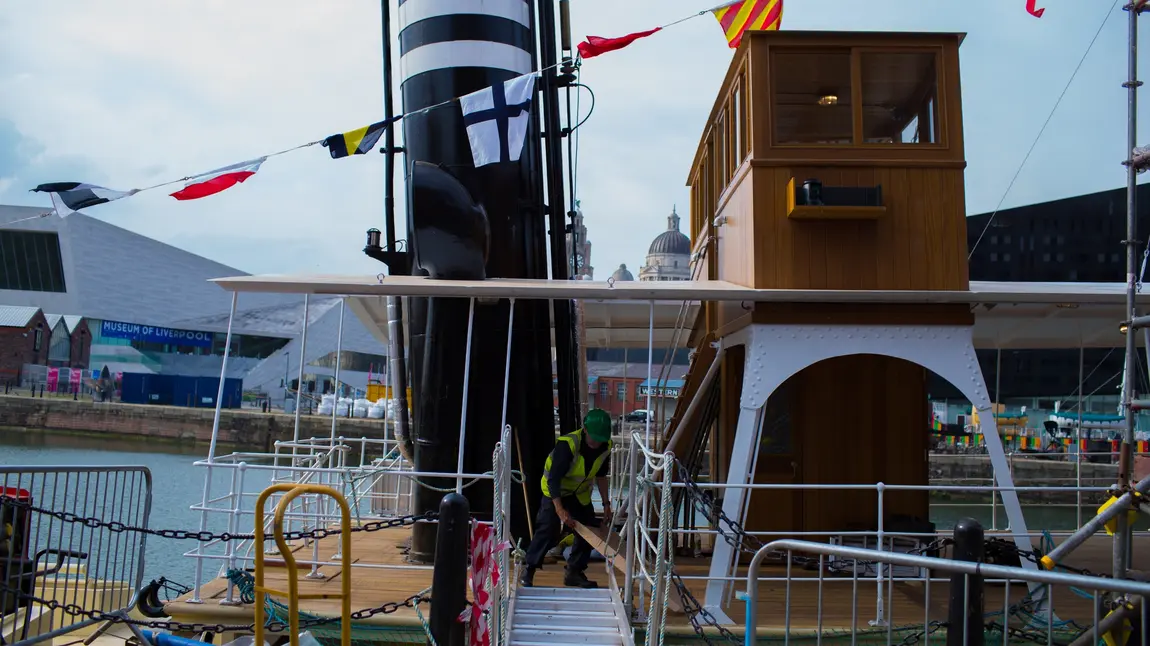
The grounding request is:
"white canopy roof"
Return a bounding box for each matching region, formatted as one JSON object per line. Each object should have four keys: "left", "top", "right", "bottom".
{"left": 213, "top": 275, "right": 1150, "bottom": 350}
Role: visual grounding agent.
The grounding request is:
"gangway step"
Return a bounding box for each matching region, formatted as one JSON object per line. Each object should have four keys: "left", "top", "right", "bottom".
{"left": 510, "top": 586, "right": 632, "bottom": 646}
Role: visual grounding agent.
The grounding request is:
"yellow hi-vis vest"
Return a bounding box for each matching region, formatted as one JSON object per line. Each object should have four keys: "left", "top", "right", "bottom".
{"left": 540, "top": 428, "right": 612, "bottom": 505}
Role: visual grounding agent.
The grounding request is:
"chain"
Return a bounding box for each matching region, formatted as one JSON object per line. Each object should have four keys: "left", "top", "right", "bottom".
{"left": 669, "top": 571, "right": 741, "bottom": 646}
{"left": 0, "top": 587, "right": 428, "bottom": 634}
{"left": 897, "top": 620, "right": 948, "bottom": 646}
{"left": 2, "top": 497, "right": 436, "bottom": 542}
{"left": 985, "top": 537, "right": 1111, "bottom": 579}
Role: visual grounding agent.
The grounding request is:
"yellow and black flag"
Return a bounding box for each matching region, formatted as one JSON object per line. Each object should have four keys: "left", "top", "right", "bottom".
{"left": 322, "top": 117, "right": 399, "bottom": 159}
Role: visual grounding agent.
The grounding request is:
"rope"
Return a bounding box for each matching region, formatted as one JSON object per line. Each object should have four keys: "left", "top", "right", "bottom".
{"left": 646, "top": 451, "right": 676, "bottom": 646}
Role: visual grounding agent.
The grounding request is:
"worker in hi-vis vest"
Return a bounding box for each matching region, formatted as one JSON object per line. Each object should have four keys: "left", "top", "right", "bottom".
{"left": 520, "top": 409, "right": 613, "bottom": 589}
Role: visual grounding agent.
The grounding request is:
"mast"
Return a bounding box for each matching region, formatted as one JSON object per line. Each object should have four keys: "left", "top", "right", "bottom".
{"left": 1116, "top": 0, "right": 1143, "bottom": 580}
{"left": 391, "top": 0, "right": 561, "bottom": 561}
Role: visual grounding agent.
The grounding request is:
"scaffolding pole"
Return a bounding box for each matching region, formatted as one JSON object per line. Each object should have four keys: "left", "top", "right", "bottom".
{"left": 1117, "top": 0, "right": 1143, "bottom": 581}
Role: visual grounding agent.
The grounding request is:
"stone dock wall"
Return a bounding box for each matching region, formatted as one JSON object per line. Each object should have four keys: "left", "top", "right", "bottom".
{"left": 0, "top": 394, "right": 388, "bottom": 451}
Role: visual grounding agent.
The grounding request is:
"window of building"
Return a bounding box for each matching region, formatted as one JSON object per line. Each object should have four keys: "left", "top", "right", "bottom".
{"left": 860, "top": 51, "right": 938, "bottom": 144}
{"left": 990, "top": 253, "right": 998, "bottom": 262}
{"left": 733, "top": 79, "right": 746, "bottom": 163}
{"left": 599, "top": 381, "right": 609, "bottom": 398}
{"left": 33, "top": 328, "right": 42, "bottom": 352}
{"left": 1003, "top": 253, "right": 1011, "bottom": 262}
{"left": 0, "top": 231, "right": 67, "bottom": 293}
{"left": 771, "top": 49, "right": 853, "bottom": 145}
{"left": 617, "top": 382, "right": 626, "bottom": 401}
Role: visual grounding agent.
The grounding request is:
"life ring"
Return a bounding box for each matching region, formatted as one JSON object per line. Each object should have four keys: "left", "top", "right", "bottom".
{"left": 135, "top": 580, "right": 167, "bottom": 618}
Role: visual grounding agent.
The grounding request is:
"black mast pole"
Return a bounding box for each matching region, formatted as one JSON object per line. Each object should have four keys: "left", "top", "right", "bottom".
{"left": 537, "top": 0, "right": 579, "bottom": 436}
{"left": 381, "top": 0, "right": 397, "bottom": 251}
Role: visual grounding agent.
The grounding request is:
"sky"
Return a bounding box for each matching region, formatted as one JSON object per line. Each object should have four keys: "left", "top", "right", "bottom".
{"left": 1, "top": 0, "right": 1148, "bottom": 278}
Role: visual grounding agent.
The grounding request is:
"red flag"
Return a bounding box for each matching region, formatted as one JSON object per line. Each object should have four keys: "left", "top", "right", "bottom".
{"left": 170, "top": 158, "right": 265, "bottom": 201}
{"left": 1026, "top": 0, "right": 1045, "bottom": 17}
{"left": 577, "top": 27, "right": 661, "bottom": 59}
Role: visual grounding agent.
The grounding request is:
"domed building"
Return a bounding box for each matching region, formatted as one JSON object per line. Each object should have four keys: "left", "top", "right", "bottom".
{"left": 610, "top": 264, "right": 634, "bottom": 282}
{"left": 639, "top": 207, "right": 691, "bottom": 282}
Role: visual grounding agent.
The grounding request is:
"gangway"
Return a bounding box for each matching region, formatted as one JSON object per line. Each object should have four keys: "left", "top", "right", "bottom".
{"left": 509, "top": 587, "right": 632, "bottom": 646}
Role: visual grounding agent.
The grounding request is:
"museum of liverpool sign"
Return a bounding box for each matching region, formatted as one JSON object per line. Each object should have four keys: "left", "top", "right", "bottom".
{"left": 100, "top": 319, "right": 215, "bottom": 349}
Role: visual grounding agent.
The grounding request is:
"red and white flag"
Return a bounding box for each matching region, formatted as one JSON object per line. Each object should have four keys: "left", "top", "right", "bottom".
{"left": 170, "top": 157, "right": 266, "bottom": 201}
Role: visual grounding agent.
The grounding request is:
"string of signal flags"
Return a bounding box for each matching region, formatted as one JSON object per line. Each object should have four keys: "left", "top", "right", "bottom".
{"left": 18, "top": 0, "right": 1046, "bottom": 223}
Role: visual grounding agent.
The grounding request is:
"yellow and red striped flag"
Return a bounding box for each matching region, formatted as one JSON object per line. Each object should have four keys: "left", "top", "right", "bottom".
{"left": 712, "top": 0, "right": 783, "bottom": 49}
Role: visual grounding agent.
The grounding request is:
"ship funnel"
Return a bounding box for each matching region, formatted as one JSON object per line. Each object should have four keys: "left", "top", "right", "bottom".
{"left": 409, "top": 161, "right": 489, "bottom": 280}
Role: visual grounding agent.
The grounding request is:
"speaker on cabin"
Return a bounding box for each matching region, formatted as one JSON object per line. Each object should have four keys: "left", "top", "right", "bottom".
{"left": 801, "top": 179, "right": 823, "bottom": 206}
{"left": 408, "top": 161, "right": 490, "bottom": 280}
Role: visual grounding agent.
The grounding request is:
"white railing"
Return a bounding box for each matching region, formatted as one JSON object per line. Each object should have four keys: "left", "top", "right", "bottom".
{"left": 744, "top": 539, "right": 1150, "bottom": 646}
{"left": 620, "top": 432, "right": 1150, "bottom": 643}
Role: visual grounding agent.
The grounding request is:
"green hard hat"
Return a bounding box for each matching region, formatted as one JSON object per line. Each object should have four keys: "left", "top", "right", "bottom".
{"left": 583, "top": 409, "right": 612, "bottom": 442}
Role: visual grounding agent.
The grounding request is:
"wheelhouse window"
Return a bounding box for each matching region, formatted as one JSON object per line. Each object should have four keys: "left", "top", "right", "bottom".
{"left": 860, "top": 51, "right": 938, "bottom": 144}
{"left": 770, "top": 46, "right": 942, "bottom": 147}
{"left": 771, "top": 49, "right": 853, "bottom": 145}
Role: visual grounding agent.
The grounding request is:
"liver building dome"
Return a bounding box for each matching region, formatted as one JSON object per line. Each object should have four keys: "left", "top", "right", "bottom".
{"left": 610, "top": 264, "right": 634, "bottom": 282}
{"left": 639, "top": 206, "right": 691, "bottom": 282}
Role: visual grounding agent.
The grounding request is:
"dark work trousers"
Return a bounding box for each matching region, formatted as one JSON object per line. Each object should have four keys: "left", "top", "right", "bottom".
{"left": 524, "top": 495, "right": 599, "bottom": 575}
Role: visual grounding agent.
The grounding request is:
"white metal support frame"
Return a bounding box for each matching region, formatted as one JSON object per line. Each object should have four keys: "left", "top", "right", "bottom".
{"left": 701, "top": 323, "right": 1038, "bottom": 622}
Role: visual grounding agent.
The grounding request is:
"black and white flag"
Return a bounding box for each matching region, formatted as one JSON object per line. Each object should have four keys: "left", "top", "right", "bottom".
{"left": 459, "top": 73, "right": 537, "bottom": 168}
{"left": 31, "top": 182, "right": 138, "bottom": 217}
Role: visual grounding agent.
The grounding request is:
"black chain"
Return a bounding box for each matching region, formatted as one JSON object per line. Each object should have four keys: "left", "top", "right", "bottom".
{"left": 985, "top": 537, "right": 1111, "bottom": 579}
{"left": 673, "top": 459, "right": 952, "bottom": 571}
{"left": 897, "top": 620, "right": 948, "bottom": 646}
{"left": 1, "top": 587, "right": 428, "bottom": 634}
{"left": 3, "top": 497, "right": 436, "bottom": 542}
{"left": 669, "top": 571, "right": 741, "bottom": 646}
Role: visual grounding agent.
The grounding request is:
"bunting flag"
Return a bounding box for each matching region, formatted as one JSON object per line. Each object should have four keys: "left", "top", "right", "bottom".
{"left": 577, "top": 27, "right": 662, "bottom": 59}
{"left": 1026, "top": 0, "right": 1045, "bottom": 17}
{"left": 30, "top": 183, "right": 137, "bottom": 217}
{"left": 170, "top": 158, "right": 266, "bottom": 201}
{"left": 322, "top": 117, "right": 399, "bottom": 159}
{"left": 459, "top": 73, "right": 537, "bottom": 167}
{"left": 713, "top": 0, "right": 783, "bottom": 49}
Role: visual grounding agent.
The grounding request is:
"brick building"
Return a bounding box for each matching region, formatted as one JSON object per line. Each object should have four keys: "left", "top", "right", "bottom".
{"left": 45, "top": 314, "right": 91, "bottom": 370}
{"left": 0, "top": 306, "right": 50, "bottom": 385}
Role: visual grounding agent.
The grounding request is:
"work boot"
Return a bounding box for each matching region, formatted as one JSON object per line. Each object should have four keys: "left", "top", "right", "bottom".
{"left": 563, "top": 570, "right": 598, "bottom": 589}
{"left": 520, "top": 567, "right": 536, "bottom": 588}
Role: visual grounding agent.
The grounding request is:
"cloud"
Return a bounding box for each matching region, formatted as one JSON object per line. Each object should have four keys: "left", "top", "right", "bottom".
{"left": 1, "top": 0, "right": 1149, "bottom": 280}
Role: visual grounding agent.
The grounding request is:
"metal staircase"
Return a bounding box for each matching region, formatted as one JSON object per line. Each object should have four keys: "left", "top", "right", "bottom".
{"left": 508, "top": 586, "right": 634, "bottom": 646}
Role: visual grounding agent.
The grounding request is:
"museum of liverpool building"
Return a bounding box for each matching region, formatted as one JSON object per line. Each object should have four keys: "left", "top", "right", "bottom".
{"left": 0, "top": 204, "right": 387, "bottom": 408}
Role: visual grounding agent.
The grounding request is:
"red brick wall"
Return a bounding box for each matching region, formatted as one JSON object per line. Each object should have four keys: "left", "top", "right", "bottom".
{"left": 0, "top": 311, "right": 50, "bottom": 384}
{"left": 589, "top": 376, "right": 645, "bottom": 417}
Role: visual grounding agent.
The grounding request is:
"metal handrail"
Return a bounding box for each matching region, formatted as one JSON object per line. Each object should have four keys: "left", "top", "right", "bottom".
{"left": 742, "top": 539, "right": 1150, "bottom": 640}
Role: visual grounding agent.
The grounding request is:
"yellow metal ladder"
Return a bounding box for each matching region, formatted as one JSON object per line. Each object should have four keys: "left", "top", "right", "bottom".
{"left": 253, "top": 484, "right": 352, "bottom": 646}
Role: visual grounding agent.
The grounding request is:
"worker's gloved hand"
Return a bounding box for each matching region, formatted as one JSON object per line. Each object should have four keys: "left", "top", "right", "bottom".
{"left": 601, "top": 503, "right": 613, "bottom": 526}
{"left": 557, "top": 507, "right": 572, "bottom": 528}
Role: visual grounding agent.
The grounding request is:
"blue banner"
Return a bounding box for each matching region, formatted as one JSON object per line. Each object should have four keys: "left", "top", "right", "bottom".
{"left": 100, "top": 319, "right": 214, "bottom": 349}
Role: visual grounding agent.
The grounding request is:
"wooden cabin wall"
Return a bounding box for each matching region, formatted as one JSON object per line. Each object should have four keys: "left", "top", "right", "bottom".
{"left": 743, "top": 355, "right": 930, "bottom": 538}
{"left": 749, "top": 166, "right": 968, "bottom": 291}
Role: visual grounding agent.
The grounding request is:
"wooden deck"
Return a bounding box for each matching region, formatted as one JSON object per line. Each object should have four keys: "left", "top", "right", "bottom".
{"left": 167, "top": 527, "right": 1149, "bottom": 641}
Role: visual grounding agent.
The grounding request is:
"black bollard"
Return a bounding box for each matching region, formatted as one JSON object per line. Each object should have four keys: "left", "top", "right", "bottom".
{"left": 947, "top": 518, "right": 985, "bottom": 646}
{"left": 430, "top": 493, "right": 469, "bottom": 646}
{"left": 38, "top": 385, "right": 43, "bottom": 398}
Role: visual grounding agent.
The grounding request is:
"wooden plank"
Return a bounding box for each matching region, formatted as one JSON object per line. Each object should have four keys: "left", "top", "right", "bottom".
{"left": 569, "top": 520, "right": 686, "bottom": 614}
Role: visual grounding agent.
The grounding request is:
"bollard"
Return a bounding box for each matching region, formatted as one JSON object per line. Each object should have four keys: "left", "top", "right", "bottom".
{"left": 947, "top": 518, "right": 985, "bottom": 646}
{"left": 38, "top": 385, "right": 43, "bottom": 398}
{"left": 430, "top": 493, "right": 469, "bottom": 646}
